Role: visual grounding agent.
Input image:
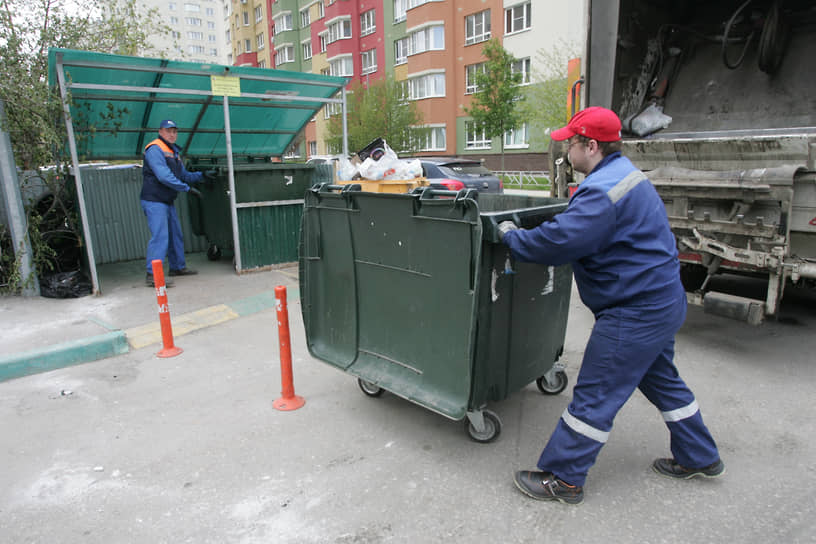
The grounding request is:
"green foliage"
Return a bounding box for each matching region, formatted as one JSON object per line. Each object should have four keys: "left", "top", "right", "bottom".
{"left": 517, "top": 41, "right": 581, "bottom": 147}
{"left": 463, "top": 39, "right": 524, "bottom": 170}
{"left": 0, "top": 0, "right": 168, "bottom": 293}
{"left": 326, "top": 77, "right": 426, "bottom": 156}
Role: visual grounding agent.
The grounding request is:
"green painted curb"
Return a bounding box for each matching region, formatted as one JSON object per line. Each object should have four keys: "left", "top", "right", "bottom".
{"left": 0, "top": 331, "right": 129, "bottom": 383}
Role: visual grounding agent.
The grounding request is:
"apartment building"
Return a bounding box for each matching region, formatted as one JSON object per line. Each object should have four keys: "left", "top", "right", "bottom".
{"left": 257, "top": 0, "right": 586, "bottom": 162}
{"left": 140, "top": 0, "right": 228, "bottom": 64}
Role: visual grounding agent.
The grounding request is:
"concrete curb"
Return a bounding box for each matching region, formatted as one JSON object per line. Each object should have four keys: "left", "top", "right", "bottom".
{"left": 0, "top": 331, "right": 129, "bottom": 383}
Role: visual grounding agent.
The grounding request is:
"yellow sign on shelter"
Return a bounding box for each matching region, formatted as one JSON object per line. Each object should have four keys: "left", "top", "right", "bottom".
{"left": 210, "top": 75, "right": 241, "bottom": 97}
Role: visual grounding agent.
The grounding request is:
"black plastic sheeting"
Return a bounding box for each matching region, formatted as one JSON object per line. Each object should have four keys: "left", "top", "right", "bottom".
{"left": 40, "top": 270, "right": 91, "bottom": 298}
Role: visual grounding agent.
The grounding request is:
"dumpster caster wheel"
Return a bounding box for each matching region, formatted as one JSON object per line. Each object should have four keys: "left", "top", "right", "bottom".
{"left": 537, "top": 371, "right": 568, "bottom": 395}
{"left": 207, "top": 245, "right": 222, "bottom": 261}
{"left": 358, "top": 378, "right": 384, "bottom": 397}
{"left": 465, "top": 410, "right": 501, "bottom": 443}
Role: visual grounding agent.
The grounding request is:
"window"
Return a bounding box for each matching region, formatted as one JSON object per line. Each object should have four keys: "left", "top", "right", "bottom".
{"left": 512, "top": 57, "right": 531, "bottom": 84}
{"left": 465, "top": 10, "right": 490, "bottom": 45}
{"left": 505, "top": 2, "right": 531, "bottom": 34}
{"left": 209, "top": 34, "right": 216, "bottom": 42}
{"left": 242, "top": 11, "right": 248, "bottom": 25}
{"left": 407, "top": 72, "right": 445, "bottom": 100}
{"left": 300, "top": 8, "right": 310, "bottom": 27}
{"left": 329, "top": 56, "right": 353, "bottom": 76}
{"left": 207, "top": 21, "right": 215, "bottom": 29}
{"left": 169, "top": 16, "right": 179, "bottom": 23}
{"left": 189, "top": 44, "right": 206, "bottom": 54}
{"left": 323, "top": 101, "right": 342, "bottom": 119}
{"left": 254, "top": 6, "right": 262, "bottom": 22}
{"left": 184, "top": 3, "right": 200, "bottom": 11}
{"left": 275, "top": 13, "right": 293, "bottom": 32}
{"left": 309, "top": 141, "right": 317, "bottom": 156}
{"left": 187, "top": 31, "right": 204, "bottom": 40}
{"left": 186, "top": 17, "right": 202, "bottom": 25}
{"left": 275, "top": 45, "right": 295, "bottom": 64}
{"left": 243, "top": 38, "right": 251, "bottom": 52}
{"left": 360, "top": 9, "right": 376, "bottom": 36}
{"left": 413, "top": 125, "right": 446, "bottom": 151}
{"left": 361, "top": 49, "right": 377, "bottom": 75}
{"left": 169, "top": 2, "right": 176, "bottom": 10}
{"left": 209, "top": 48, "right": 218, "bottom": 56}
{"left": 394, "top": 0, "right": 406, "bottom": 23}
{"left": 327, "top": 18, "right": 352, "bottom": 43}
{"left": 258, "top": 59, "right": 266, "bottom": 68}
{"left": 317, "top": 1, "right": 324, "bottom": 18}
{"left": 302, "top": 40, "right": 312, "bottom": 60}
{"left": 225, "top": 29, "right": 230, "bottom": 43}
{"left": 465, "top": 121, "right": 490, "bottom": 149}
{"left": 319, "top": 32, "right": 328, "bottom": 52}
{"left": 206, "top": 7, "right": 214, "bottom": 16}
{"left": 504, "top": 123, "right": 529, "bottom": 148}
{"left": 394, "top": 37, "right": 408, "bottom": 65}
{"left": 171, "top": 31, "right": 181, "bottom": 39}
{"left": 407, "top": 24, "right": 444, "bottom": 55}
{"left": 465, "top": 63, "right": 485, "bottom": 94}
{"left": 256, "top": 32, "right": 265, "bottom": 50}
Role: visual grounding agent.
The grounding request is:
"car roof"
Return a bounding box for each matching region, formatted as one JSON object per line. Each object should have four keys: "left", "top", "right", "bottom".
{"left": 414, "top": 157, "right": 482, "bottom": 166}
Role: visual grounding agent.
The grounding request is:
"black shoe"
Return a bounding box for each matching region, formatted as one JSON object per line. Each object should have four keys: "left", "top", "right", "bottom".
{"left": 513, "top": 471, "right": 584, "bottom": 505}
{"left": 146, "top": 273, "right": 174, "bottom": 287}
{"left": 169, "top": 267, "right": 198, "bottom": 276}
{"left": 652, "top": 458, "right": 725, "bottom": 479}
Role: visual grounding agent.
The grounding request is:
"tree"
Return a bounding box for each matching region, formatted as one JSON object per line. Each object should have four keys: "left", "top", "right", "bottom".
{"left": 0, "top": 0, "right": 168, "bottom": 291}
{"left": 325, "top": 77, "right": 427, "bottom": 156}
{"left": 463, "top": 38, "right": 524, "bottom": 171}
{"left": 517, "top": 41, "right": 581, "bottom": 149}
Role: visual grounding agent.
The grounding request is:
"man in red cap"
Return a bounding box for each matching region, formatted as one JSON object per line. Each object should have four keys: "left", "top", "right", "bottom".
{"left": 498, "top": 107, "right": 723, "bottom": 504}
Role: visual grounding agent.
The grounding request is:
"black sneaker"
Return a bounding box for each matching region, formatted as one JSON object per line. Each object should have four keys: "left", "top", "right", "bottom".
{"left": 513, "top": 471, "right": 584, "bottom": 505}
{"left": 169, "top": 267, "right": 198, "bottom": 276}
{"left": 146, "top": 273, "right": 174, "bottom": 287}
{"left": 652, "top": 458, "right": 725, "bottom": 479}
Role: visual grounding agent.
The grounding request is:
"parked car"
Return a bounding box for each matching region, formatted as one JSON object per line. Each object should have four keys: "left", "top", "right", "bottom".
{"left": 417, "top": 157, "right": 503, "bottom": 193}
{"left": 305, "top": 155, "right": 343, "bottom": 166}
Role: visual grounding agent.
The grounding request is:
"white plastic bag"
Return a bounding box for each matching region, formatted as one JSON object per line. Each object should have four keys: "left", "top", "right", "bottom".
{"left": 358, "top": 140, "right": 400, "bottom": 180}
{"left": 336, "top": 156, "right": 359, "bottom": 181}
{"left": 629, "top": 104, "right": 672, "bottom": 137}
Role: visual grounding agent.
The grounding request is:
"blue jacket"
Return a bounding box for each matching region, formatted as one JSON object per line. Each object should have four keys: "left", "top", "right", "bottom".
{"left": 140, "top": 137, "right": 203, "bottom": 204}
{"left": 502, "top": 152, "right": 681, "bottom": 314}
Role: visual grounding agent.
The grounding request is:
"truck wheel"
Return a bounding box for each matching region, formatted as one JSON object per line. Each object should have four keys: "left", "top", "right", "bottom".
{"left": 537, "top": 371, "right": 568, "bottom": 395}
{"left": 207, "top": 245, "right": 222, "bottom": 261}
{"left": 680, "top": 263, "right": 707, "bottom": 291}
{"left": 465, "top": 409, "right": 501, "bottom": 443}
{"left": 357, "top": 378, "right": 384, "bottom": 397}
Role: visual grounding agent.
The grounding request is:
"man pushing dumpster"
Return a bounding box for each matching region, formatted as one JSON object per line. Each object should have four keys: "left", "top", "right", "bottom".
{"left": 140, "top": 119, "right": 216, "bottom": 287}
{"left": 498, "top": 107, "right": 724, "bottom": 505}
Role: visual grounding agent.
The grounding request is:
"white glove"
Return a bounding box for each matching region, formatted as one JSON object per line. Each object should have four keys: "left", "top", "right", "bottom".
{"left": 498, "top": 221, "right": 519, "bottom": 241}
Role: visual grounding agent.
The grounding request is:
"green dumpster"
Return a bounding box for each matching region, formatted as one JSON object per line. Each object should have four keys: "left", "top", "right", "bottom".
{"left": 299, "top": 185, "right": 572, "bottom": 442}
{"left": 189, "top": 163, "right": 325, "bottom": 269}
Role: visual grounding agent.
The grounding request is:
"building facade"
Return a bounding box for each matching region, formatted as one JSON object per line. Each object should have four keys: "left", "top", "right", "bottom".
{"left": 234, "top": 0, "right": 587, "bottom": 162}
{"left": 140, "top": 0, "right": 228, "bottom": 64}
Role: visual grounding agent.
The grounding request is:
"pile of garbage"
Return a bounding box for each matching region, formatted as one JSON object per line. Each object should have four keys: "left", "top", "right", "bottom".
{"left": 337, "top": 138, "right": 422, "bottom": 182}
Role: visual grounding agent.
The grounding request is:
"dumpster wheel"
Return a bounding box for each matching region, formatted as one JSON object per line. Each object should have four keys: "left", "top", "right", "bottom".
{"left": 207, "top": 244, "right": 222, "bottom": 261}
{"left": 465, "top": 409, "right": 501, "bottom": 443}
{"left": 536, "top": 371, "right": 568, "bottom": 395}
{"left": 357, "top": 378, "right": 385, "bottom": 397}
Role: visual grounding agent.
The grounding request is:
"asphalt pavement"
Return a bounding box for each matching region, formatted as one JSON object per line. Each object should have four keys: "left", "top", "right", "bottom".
{"left": 1, "top": 255, "right": 815, "bottom": 543}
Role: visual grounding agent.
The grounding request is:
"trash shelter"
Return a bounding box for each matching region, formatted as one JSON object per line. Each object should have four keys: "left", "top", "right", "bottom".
{"left": 299, "top": 186, "right": 573, "bottom": 442}
{"left": 48, "top": 48, "right": 349, "bottom": 293}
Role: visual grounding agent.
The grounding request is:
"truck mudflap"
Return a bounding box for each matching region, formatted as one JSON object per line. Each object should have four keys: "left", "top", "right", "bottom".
{"left": 646, "top": 164, "right": 816, "bottom": 323}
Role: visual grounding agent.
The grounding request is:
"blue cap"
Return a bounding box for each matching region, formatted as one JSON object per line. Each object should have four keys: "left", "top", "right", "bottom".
{"left": 159, "top": 119, "right": 178, "bottom": 129}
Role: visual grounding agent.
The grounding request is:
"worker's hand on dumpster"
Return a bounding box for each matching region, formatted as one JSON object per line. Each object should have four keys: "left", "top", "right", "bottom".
{"left": 498, "top": 221, "right": 519, "bottom": 241}
{"left": 203, "top": 169, "right": 218, "bottom": 181}
{"left": 188, "top": 187, "right": 203, "bottom": 198}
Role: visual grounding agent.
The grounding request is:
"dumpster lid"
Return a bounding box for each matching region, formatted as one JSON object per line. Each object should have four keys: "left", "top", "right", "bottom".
{"left": 48, "top": 48, "right": 348, "bottom": 160}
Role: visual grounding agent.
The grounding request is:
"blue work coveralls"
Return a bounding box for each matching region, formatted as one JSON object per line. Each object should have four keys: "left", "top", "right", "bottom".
{"left": 502, "top": 152, "right": 720, "bottom": 487}
{"left": 140, "top": 138, "right": 203, "bottom": 275}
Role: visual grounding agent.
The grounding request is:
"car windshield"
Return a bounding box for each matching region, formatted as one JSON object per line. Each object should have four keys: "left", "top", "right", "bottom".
{"left": 440, "top": 163, "right": 492, "bottom": 176}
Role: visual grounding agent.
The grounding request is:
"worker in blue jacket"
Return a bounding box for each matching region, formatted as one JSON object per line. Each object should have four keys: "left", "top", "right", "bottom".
{"left": 140, "top": 119, "right": 215, "bottom": 287}
{"left": 499, "top": 107, "right": 723, "bottom": 505}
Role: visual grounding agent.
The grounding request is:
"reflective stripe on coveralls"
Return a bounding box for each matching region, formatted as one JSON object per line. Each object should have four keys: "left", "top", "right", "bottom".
{"left": 662, "top": 399, "right": 700, "bottom": 422}
{"left": 607, "top": 170, "right": 647, "bottom": 203}
{"left": 561, "top": 408, "right": 610, "bottom": 443}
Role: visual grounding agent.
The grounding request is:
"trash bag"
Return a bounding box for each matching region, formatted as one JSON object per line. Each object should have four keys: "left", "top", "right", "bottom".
{"left": 40, "top": 270, "right": 92, "bottom": 299}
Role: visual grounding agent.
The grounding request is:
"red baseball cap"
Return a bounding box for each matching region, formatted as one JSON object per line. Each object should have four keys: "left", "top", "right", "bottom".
{"left": 551, "top": 107, "right": 622, "bottom": 142}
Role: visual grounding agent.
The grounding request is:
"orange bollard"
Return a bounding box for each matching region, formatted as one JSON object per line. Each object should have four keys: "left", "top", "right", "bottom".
{"left": 152, "top": 259, "right": 183, "bottom": 358}
{"left": 272, "top": 285, "right": 305, "bottom": 411}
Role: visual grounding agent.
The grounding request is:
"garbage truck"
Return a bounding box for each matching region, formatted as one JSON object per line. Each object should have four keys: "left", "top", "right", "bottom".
{"left": 552, "top": 0, "right": 816, "bottom": 324}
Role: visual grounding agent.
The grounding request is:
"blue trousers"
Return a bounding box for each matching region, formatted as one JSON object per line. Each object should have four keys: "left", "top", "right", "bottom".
{"left": 537, "top": 284, "right": 720, "bottom": 487}
{"left": 141, "top": 200, "right": 186, "bottom": 275}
